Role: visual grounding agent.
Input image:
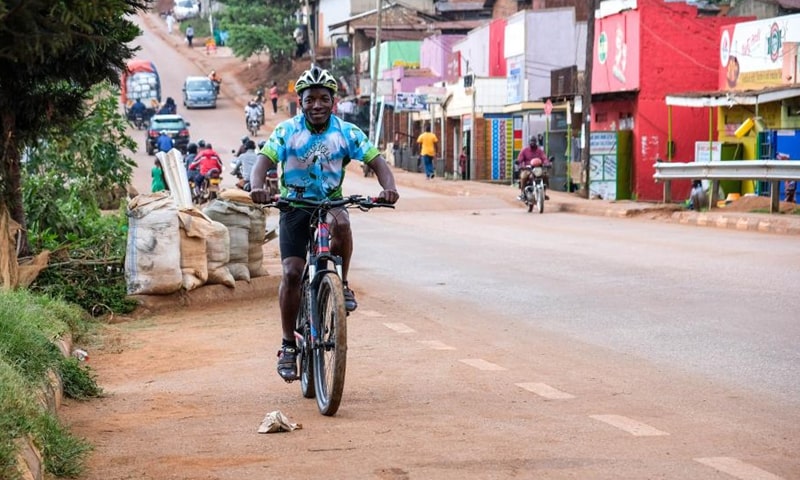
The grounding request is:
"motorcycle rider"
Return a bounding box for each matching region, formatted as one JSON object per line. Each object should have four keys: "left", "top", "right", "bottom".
{"left": 233, "top": 135, "right": 250, "bottom": 157}
{"left": 209, "top": 70, "right": 221, "bottom": 94}
{"left": 188, "top": 142, "right": 223, "bottom": 190}
{"left": 183, "top": 142, "right": 198, "bottom": 171}
{"left": 232, "top": 139, "right": 258, "bottom": 190}
{"left": 129, "top": 98, "right": 147, "bottom": 122}
{"left": 516, "top": 135, "right": 550, "bottom": 201}
{"left": 244, "top": 100, "right": 261, "bottom": 131}
{"left": 156, "top": 130, "right": 174, "bottom": 153}
{"left": 158, "top": 97, "right": 177, "bottom": 115}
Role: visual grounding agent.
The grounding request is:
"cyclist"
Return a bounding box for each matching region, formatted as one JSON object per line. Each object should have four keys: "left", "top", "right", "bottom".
{"left": 249, "top": 65, "right": 400, "bottom": 381}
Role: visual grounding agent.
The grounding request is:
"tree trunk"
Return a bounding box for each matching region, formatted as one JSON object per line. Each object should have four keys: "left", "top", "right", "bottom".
{"left": 1, "top": 112, "right": 31, "bottom": 258}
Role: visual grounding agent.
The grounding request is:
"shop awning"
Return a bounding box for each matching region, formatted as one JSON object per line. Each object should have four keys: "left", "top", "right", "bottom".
{"left": 666, "top": 85, "right": 800, "bottom": 107}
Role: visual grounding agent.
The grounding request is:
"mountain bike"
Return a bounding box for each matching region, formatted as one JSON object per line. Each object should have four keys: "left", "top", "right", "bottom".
{"left": 264, "top": 193, "right": 394, "bottom": 416}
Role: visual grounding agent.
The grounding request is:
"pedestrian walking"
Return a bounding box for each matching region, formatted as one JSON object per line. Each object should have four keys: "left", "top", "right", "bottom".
{"left": 165, "top": 12, "right": 175, "bottom": 35}
{"left": 185, "top": 25, "right": 194, "bottom": 47}
{"left": 269, "top": 81, "right": 279, "bottom": 115}
{"left": 416, "top": 124, "right": 438, "bottom": 180}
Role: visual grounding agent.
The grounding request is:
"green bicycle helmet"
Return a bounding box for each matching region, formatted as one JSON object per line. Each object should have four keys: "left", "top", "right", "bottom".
{"left": 295, "top": 66, "right": 338, "bottom": 95}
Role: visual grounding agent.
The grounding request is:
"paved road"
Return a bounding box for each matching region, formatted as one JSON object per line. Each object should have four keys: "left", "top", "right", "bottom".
{"left": 65, "top": 13, "right": 800, "bottom": 480}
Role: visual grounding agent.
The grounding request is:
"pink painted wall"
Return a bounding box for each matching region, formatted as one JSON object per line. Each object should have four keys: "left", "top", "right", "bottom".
{"left": 489, "top": 18, "right": 507, "bottom": 77}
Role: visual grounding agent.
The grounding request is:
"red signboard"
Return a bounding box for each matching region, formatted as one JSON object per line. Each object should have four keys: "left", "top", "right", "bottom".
{"left": 592, "top": 10, "right": 641, "bottom": 93}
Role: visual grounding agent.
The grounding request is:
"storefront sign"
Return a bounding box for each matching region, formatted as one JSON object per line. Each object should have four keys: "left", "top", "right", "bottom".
{"left": 718, "top": 14, "right": 800, "bottom": 91}
{"left": 592, "top": 9, "right": 641, "bottom": 93}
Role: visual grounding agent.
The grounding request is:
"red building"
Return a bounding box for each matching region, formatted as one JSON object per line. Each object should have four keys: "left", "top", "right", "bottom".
{"left": 590, "top": 1, "right": 747, "bottom": 201}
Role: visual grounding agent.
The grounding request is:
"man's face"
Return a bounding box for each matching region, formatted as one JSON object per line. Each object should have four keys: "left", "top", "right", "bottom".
{"left": 529, "top": 139, "right": 537, "bottom": 148}
{"left": 300, "top": 87, "right": 334, "bottom": 126}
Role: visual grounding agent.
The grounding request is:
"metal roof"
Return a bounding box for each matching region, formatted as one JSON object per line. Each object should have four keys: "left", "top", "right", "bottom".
{"left": 665, "top": 85, "right": 800, "bottom": 107}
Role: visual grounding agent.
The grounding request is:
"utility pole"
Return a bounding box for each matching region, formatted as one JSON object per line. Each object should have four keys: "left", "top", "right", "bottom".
{"left": 305, "top": 0, "right": 316, "bottom": 65}
{"left": 368, "top": 0, "right": 383, "bottom": 144}
{"left": 580, "top": 0, "right": 598, "bottom": 199}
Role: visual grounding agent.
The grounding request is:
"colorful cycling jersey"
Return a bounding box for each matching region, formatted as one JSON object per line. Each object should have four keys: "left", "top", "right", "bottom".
{"left": 259, "top": 114, "right": 380, "bottom": 201}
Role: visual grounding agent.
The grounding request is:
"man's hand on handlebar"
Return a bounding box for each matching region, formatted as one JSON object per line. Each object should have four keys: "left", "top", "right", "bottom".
{"left": 250, "top": 188, "right": 272, "bottom": 204}
{"left": 377, "top": 189, "right": 399, "bottom": 204}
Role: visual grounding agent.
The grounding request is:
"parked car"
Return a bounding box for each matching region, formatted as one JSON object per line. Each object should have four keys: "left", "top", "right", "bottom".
{"left": 182, "top": 76, "right": 217, "bottom": 109}
{"left": 172, "top": 0, "right": 199, "bottom": 20}
{"left": 146, "top": 114, "right": 191, "bottom": 155}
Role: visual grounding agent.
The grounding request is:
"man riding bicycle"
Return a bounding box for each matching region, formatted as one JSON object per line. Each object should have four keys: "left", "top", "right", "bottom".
{"left": 249, "top": 65, "right": 400, "bottom": 381}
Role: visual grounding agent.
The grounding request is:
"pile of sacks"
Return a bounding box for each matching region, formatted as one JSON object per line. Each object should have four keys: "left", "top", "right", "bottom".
{"left": 124, "top": 189, "right": 270, "bottom": 295}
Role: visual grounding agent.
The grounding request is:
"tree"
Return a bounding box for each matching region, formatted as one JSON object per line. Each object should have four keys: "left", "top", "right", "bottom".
{"left": 0, "top": 0, "right": 148, "bottom": 257}
{"left": 217, "top": 0, "right": 298, "bottom": 66}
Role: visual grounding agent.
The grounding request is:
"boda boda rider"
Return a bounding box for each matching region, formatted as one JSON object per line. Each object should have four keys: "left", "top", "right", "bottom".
{"left": 516, "top": 135, "right": 550, "bottom": 201}
{"left": 249, "top": 65, "right": 400, "bottom": 382}
{"left": 188, "top": 141, "right": 222, "bottom": 187}
{"left": 244, "top": 100, "right": 261, "bottom": 129}
{"left": 129, "top": 98, "right": 146, "bottom": 119}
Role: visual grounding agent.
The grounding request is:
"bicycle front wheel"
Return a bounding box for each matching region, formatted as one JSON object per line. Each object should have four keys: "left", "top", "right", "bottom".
{"left": 297, "top": 283, "right": 315, "bottom": 399}
{"left": 312, "top": 272, "right": 347, "bottom": 416}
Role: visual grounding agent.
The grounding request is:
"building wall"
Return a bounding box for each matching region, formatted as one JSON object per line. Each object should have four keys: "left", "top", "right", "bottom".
{"left": 525, "top": 8, "right": 584, "bottom": 102}
{"left": 488, "top": 18, "right": 507, "bottom": 77}
{"left": 421, "top": 35, "right": 465, "bottom": 82}
{"left": 536, "top": 0, "right": 589, "bottom": 22}
{"left": 454, "top": 24, "right": 491, "bottom": 76}
{"left": 492, "top": 0, "right": 519, "bottom": 21}
{"left": 319, "top": 0, "right": 352, "bottom": 48}
{"left": 635, "top": 2, "right": 748, "bottom": 201}
{"left": 590, "top": 2, "right": 750, "bottom": 201}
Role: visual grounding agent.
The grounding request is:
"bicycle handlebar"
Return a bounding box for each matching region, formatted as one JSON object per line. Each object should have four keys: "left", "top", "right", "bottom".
{"left": 259, "top": 195, "right": 395, "bottom": 212}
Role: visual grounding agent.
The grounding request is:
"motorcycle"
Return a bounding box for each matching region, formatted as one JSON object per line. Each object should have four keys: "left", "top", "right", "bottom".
{"left": 247, "top": 117, "right": 260, "bottom": 137}
{"left": 232, "top": 160, "right": 278, "bottom": 198}
{"left": 132, "top": 113, "right": 147, "bottom": 130}
{"left": 189, "top": 167, "right": 222, "bottom": 205}
{"left": 521, "top": 165, "right": 548, "bottom": 214}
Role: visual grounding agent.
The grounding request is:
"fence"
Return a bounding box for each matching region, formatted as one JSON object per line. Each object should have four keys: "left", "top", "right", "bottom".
{"left": 652, "top": 160, "right": 800, "bottom": 213}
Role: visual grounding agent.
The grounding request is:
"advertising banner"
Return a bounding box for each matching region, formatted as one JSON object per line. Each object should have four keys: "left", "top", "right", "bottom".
{"left": 718, "top": 14, "right": 800, "bottom": 91}
{"left": 395, "top": 92, "right": 428, "bottom": 112}
{"left": 592, "top": 9, "right": 641, "bottom": 93}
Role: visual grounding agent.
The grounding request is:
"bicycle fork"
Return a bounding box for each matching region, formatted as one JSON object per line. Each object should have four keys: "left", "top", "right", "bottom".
{"left": 303, "top": 221, "right": 343, "bottom": 347}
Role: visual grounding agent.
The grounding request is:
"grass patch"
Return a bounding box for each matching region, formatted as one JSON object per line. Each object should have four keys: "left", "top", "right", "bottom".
{"left": 0, "top": 289, "right": 101, "bottom": 478}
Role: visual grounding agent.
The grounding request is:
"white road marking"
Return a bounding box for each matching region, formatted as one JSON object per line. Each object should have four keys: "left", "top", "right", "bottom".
{"left": 383, "top": 322, "right": 415, "bottom": 334}
{"left": 418, "top": 340, "right": 456, "bottom": 350}
{"left": 695, "top": 457, "right": 785, "bottom": 480}
{"left": 358, "top": 310, "right": 386, "bottom": 318}
{"left": 589, "top": 415, "right": 669, "bottom": 436}
{"left": 459, "top": 359, "right": 506, "bottom": 371}
{"left": 515, "top": 382, "right": 575, "bottom": 399}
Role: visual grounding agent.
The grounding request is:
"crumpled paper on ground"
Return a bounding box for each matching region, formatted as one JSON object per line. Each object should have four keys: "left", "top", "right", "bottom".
{"left": 257, "top": 410, "right": 302, "bottom": 433}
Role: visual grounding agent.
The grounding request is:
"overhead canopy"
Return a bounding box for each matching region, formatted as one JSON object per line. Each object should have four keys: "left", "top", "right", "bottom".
{"left": 665, "top": 85, "right": 800, "bottom": 107}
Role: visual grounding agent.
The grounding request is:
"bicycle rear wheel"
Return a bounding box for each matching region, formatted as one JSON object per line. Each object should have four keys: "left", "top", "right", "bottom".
{"left": 312, "top": 272, "right": 347, "bottom": 416}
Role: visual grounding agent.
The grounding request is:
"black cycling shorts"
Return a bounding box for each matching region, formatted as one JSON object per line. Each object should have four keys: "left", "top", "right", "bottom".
{"left": 278, "top": 207, "right": 349, "bottom": 260}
